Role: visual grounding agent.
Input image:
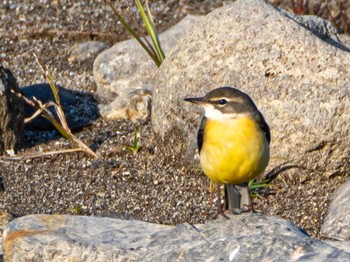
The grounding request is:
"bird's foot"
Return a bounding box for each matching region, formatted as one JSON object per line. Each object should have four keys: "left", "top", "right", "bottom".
{"left": 242, "top": 203, "right": 261, "bottom": 213}
{"left": 219, "top": 212, "right": 230, "bottom": 220}
{"left": 230, "top": 208, "right": 244, "bottom": 215}
{"left": 227, "top": 203, "right": 259, "bottom": 215}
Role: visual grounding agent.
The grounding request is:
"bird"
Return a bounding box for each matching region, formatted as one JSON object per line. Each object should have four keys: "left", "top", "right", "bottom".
{"left": 184, "top": 86, "right": 270, "bottom": 215}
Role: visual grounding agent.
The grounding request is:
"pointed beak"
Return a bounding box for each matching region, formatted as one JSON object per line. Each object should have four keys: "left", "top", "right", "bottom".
{"left": 184, "top": 96, "right": 206, "bottom": 104}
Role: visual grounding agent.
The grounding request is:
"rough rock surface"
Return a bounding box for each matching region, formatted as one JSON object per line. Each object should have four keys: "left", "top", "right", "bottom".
{"left": 93, "top": 15, "right": 202, "bottom": 120}
{"left": 152, "top": 0, "right": 350, "bottom": 179}
{"left": 4, "top": 213, "right": 350, "bottom": 261}
{"left": 325, "top": 240, "right": 350, "bottom": 254}
{"left": 0, "top": 210, "right": 12, "bottom": 260}
{"left": 68, "top": 41, "right": 109, "bottom": 63}
{"left": 321, "top": 179, "right": 350, "bottom": 240}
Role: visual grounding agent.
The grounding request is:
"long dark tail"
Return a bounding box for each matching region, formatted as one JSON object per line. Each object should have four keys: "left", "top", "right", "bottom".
{"left": 224, "top": 183, "right": 249, "bottom": 210}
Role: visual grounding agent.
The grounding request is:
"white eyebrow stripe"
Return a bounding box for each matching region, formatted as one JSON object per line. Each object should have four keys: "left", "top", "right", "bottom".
{"left": 208, "top": 97, "right": 244, "bottom": 103}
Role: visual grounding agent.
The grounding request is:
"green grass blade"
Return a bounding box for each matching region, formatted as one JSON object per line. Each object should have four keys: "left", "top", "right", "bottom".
{"left": 41, "top": 109, "right": 72, "bottom": 141}
{"left": 107, "top": 1, "right": 161, "bottom": 67}
{"left": 133, "top": 128, "right": 139, "bottom": 149}
{"left": 248, "top": 179, "right": 270, "bottom": 190}
{"left": 145, "top": 0, "right": 165, "bottom": 62}
{"left": 135, "top": 0, "right": 165, "bottom": 63}
{"left": 47, "top": 71, "right": 62, "bottom": 108}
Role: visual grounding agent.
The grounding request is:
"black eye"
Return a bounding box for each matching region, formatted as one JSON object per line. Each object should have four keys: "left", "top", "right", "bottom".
{"left": 218, "top": 99, "right": 227, "bottom": 105}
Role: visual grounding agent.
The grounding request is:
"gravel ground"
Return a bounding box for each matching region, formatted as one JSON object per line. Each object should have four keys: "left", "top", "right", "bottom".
{"left": 0, "top": 0, "right": 349, "bottom": 238}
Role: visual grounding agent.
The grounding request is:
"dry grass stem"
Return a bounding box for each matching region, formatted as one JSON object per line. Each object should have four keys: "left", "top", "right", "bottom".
{"left": 4, "top": 148, "right": 85, "bottom": 161}
{"left": 7, "top": 54, "right": 100, "bottom": 160}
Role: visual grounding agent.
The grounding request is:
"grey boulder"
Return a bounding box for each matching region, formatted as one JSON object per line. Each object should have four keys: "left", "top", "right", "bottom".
{"left": 0, "top": 210, "right": 12, "bottom": 259}
{"left": 3, "top": 213, "right": 350, "bottom": 261}
{"left": 93, "top": 15, "right": 202, "bottom": 121}
{"left": 321, "top": 179, "right": 350, "bottom": 240}
{"left": 151, "top": 0, "right": 350, "bottom": 178}
{"left": 68, "top": 41, "right": 109, "bottom": 63}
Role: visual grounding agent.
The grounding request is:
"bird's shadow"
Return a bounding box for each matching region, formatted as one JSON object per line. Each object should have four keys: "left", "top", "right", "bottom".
{"left": 20, "top": 83, "right": 100, "bottom": 149}
{"left": 251, "top": 162, "right": 306, "bottom": 197}
{"left": 264, "top": 163, "right": 302, "bottom": 182}
{"left": 0, "top": 176, "right": 4, "bottom": 192}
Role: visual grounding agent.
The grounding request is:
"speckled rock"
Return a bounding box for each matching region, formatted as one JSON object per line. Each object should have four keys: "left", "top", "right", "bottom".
{"left": 68, "top": 41, "right": 109, "bottom": 63}
{"left": 151, "top": 0, "right": 350, "bottom": 178}
{"left": 0, "top": 210, "right": 12, "bottom": 259}
{"left": 3, "top": 214, "right": 172, "bottom": 262}
{"left": 321, "top": 179, "right": 350, "bottom": 240}
{"left": 3, "top": 213, "right": 350, "bottom": 261}
{"left": 325, "top": 240, "right": 350, "bottom": 254}
{"left": 93, "top": 15, "right": 202, "bottom": 121}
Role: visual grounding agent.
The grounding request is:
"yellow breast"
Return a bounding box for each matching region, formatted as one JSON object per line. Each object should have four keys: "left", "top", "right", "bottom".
{"left": 200, "top": 115, "right": 269, "bottom": 185}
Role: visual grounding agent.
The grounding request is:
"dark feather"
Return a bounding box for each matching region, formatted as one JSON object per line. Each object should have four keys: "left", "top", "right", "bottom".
{"left": 255, "top": 111, "right": 271, "bottom": 144}
{"left": 197, "top": 117, "right": 207, "bottom": 154}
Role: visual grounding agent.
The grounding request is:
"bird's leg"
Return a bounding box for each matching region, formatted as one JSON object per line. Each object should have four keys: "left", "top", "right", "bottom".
{"left": 243, "top": 186, "right": 257, "bottom": 212}
{"left": 240, "top": 184, "right": 258, "bottom": 213}
{"left": 224, "top": 184, "right": 241, "bottom": 211}
{"left": 217, "top": 184, "right": 222, "bottom": 213}
{"left": 217, "top": 184, "right": 229, "bottom": 219}
{"left": 224, "top": 183, "right": 257, "bottom": 214}
{"left": 209, "top": 180, "right": 215, "bottom": 205}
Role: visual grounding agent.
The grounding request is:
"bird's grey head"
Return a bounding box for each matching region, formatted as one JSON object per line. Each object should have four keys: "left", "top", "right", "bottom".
{"left": 184, "top": 86, "right": 258, "bottom": 119}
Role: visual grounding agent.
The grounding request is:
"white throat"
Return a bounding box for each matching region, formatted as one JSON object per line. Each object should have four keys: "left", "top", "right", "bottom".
{"left": 203, "top": 105, "right": 241, "bottom": 120}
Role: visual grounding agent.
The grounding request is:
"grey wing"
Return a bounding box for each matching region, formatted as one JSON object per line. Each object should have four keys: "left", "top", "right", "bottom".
{"left": 256, "top": 111, "right": 271, "bottom": 144}
{"left": 197, "top": 117, "right": 207, "bottom": 154}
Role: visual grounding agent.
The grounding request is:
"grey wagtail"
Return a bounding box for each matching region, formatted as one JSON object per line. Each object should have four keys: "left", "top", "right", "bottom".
{"left": 184, "top": 86, "right": 270, "bottom": 215}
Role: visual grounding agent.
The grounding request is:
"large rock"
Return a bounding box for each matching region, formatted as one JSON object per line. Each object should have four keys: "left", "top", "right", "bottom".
{"left": 0, "top": 210, "right": 12, "bottom": 260}
{"left": 151, "top": 0, "right": 350, "bottom": 176}
{"left": 321, "top": 179, "right": 350, "bottom": 240}
{"left": 68, "top": 41, "right": 109, "bottom": 63}
{"left": 93, "top": 15, "right": 202, "bottom": 121}
{"left": 3, "top": 214, "right": 171, "bottom": 261}
{"left": 3, "top": 213, "right": 350, "bottom": 261}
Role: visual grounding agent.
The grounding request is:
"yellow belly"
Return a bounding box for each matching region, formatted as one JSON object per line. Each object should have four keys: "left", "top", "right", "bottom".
{"left": 200, "top": 116, "right": 269, "bottom": 185}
